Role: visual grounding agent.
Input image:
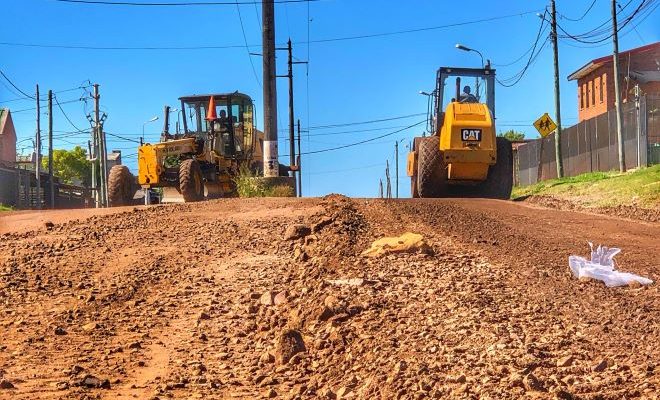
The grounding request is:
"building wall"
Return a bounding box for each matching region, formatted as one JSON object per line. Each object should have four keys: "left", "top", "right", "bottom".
{"left": 0, "top": 110, "right": 17, "bottom": 166}
{"left": 577, "top": 45, "right": 660, "bottom": 122}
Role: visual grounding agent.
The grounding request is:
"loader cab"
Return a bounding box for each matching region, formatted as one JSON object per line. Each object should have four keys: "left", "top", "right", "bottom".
{"left": 432, "top": 66, "right": 495, "bottom": 133}
{"left": 179, "top": 93, "right": 256, "bottom": 159}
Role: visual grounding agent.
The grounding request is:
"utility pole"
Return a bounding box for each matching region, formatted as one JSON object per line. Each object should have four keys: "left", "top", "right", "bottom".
{"left": 93, "top": 84, "right": 106, "bottom": 207}
{"left": 101, "top": 120, "right": 109, "bottom": 206}
{"left": 297, "top": 119, "right": 302, "bottom": 197}
{"left": 287, "top": 39, "right": 295, "bottom": 178}
{"left": 379, "top": 179, "right": 383, "bottom": 198}
{"left": 395, "top": 141, "right": 399, "bottom": 198}
{"left": 277, "top": 38, "right": 308, "bottom": 188}
{"left": 550, "top": 0, "right": 564, "bottom": 178}
{"left": 611, "top": 0, "right": 626, "bottom": 172}
{"left": 262, "top": 0, "right": 279, "bottom": 177}
{"left": 35, "top": 84, "right": 41, "bottom": 210}
{"left": 48, "top": 90, "right": 54, "bottom": 209}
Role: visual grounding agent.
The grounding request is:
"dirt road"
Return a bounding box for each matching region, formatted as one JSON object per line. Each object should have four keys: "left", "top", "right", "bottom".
{"left": 0, "top": 197, "right": 657, "bottom": 399}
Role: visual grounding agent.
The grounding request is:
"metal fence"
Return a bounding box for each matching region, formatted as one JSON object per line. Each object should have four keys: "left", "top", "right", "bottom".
{"left": 517, "top": 94, "right": 659, "bottom": 186}
{"left": 0, "top": 166, "right": 90, "bottom": 209}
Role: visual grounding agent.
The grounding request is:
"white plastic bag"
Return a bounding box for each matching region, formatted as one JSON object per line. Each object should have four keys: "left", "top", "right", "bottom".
{"left": 568, "top": 242, "right": 653, "bottom": 287}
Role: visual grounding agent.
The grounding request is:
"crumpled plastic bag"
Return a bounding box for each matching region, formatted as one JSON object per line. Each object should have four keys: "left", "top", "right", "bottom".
{"left": 568, "top": 242, "right": 653, "bottom": 287}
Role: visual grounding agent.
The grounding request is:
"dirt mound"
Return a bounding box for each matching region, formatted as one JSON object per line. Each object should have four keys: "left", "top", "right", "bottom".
{"left": 0, "top": 197, "right": 657, "bottom": 399}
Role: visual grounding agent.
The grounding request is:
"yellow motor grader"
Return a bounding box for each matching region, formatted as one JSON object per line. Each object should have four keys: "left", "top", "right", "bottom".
{"left": 108, "top": 92, "right": 262, "bottom": 205}
{"left": 407, "top": 65, "right": 513, "bottom": 199}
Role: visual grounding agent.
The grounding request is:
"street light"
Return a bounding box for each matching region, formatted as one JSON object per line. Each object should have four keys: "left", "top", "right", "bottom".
{"left": 168, "top": 108, "right": 181, "bottom": 134}
{"left": 455, "top": 43, "right": 484, "bottom": 68}
{"left": 142, "top": 116, "right": 159, "bottom": 145}
{"left": 419, "top": 90, "right": 436, "bottom": 135}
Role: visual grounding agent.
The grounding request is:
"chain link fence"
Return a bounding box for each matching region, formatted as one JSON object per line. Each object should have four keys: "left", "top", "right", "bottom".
{"left": 517, "top": 94, "right": 659, "bottom": 186}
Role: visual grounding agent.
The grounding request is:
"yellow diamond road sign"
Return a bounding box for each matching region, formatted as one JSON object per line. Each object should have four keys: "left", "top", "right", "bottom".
{"left": 533, "top": 113, "right": 557, "bottom": 138}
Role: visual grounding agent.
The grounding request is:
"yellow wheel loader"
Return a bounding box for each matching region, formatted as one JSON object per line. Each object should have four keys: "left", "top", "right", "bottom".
{"left": 407, "top": 65, "right": 513, "bottom": 199}
{"left": 108, "top": 92, "right": 263, "bottom": 206}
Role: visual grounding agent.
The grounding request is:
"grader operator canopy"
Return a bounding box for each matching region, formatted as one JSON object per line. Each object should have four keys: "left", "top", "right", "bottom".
{"left": 179, "top": 93, "right": 256, "bottom": 158}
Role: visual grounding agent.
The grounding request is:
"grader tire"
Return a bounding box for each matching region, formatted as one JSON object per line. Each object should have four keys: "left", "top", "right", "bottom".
{"left": 179, "top": 159, "right": 204, "bottom": 202}
{"left": 410, "top": 175, "right": 419, "bottom": 198}
{"left": 108, "top": 165, "right": 135, "bottom": 207}
{"left": 417, "top": 136, "right": 447, "bottom": 198}
{"left": 482, "top": 137, "right": 513, "bottom": 199}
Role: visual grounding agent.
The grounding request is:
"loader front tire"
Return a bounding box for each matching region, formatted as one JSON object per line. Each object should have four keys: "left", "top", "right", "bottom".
{"left": 179, "top": 159, "right": 204, "bottom": 202}
{"left": 108, "top": 165, "right": 135, "bottom": 207}
{"left": 417, "top": 136, "right": 446, "bottom": 198}
{"left": 482, "top": 137, "right": 513, "bottom": 199}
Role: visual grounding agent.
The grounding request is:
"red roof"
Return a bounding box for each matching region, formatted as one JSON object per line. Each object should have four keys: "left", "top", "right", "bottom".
{"left": 567, "top": 41, "right": 660, "bottom": 81}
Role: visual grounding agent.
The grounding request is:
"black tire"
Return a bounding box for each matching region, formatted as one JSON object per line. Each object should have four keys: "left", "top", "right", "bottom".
{"left": 108, "top": 165, "right": 135, "bottom": 207}
{"left": 417, "top": 136, "right": 447, "bottom": 198}
{"left": 411, "top": 175, "right": 419, "bottom": 198}
{"left": 179, "top": 159, "right": 204, "bottom": 202}
{"left": 481, "top": 137, "right": 513, "bottom": 199}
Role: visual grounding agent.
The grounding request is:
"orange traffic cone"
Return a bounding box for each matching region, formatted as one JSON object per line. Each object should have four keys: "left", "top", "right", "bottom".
{"left": 206, "top": 96, "right": 217, "bottom": 120}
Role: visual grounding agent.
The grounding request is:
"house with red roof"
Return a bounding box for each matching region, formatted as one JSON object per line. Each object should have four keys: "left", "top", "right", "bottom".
{"left": 568, "top": 42, "right": 659, "bottom": 122}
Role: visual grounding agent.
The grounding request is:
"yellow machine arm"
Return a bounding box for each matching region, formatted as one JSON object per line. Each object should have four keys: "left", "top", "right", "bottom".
{"left": 137, "top": 138, "right": 197, "bottom": 186}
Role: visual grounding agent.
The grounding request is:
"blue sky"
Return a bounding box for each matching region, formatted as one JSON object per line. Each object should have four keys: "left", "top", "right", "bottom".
{"left": 1, "top": 0, "right": 658, "bottom": 197}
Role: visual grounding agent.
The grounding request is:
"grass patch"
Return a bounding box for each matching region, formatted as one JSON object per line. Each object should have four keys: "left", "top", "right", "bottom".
{"left": 512, "top": 165, "right": 660, "bottom": 208}
{"left": 234, "top": 166, "right": 295, "bottom": 198}
{"left": 0, "top": 204, "right": 13, "bottom": 212}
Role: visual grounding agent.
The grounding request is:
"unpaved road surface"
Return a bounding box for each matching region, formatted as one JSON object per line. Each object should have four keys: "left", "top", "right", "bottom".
{"left": 0, "top": 197, "right": 658, "bottom": 399}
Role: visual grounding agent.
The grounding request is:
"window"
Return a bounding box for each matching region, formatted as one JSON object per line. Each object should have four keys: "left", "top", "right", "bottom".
{"left": 581, "top": 83, "right": 587, "bottom": 109}
{"left": 589, "top": 80, "right": 595, "bottom": 107}
{"left": 600, "top": 73, "right": 606, "bottom": 103}
{"left": 579, "top": 87, "right": 583, "bottom": 109}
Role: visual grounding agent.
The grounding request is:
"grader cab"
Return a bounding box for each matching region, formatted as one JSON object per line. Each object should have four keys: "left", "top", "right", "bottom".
{"left": 407, "top": 66, "right": 513, "bottom": 199}
{"left": 107, "top": 92, "right": 262, "bottom": 206}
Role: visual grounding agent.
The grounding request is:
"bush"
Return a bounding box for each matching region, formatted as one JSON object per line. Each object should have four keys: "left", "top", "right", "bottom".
{"left": 233, "top": 166, "right": 295, "bottom": 198}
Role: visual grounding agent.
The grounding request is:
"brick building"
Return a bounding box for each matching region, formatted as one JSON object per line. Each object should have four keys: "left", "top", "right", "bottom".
{"left": 0, "top": 108, "right": 17, "bottom": 167}
{"left": 568, "top": 42, "right": 660, "bottom": 122}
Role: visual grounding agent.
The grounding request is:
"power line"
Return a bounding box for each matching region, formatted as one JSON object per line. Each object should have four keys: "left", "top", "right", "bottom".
{"left": 300, "top": 113, "right": 427, "bottom": 130}
{"left": 298, "top": 10, "right": 541, "bottom": 44}
{"left": 284, "top": 120, "right": 425, "bottom": 156}
{"left": 0, "top": 9, "right": 541, "bottom": 51}
{"left": 235, "top": 0, "right": 262, "bottom": 87}
{"left": 11, "top": 97, "right": 89, "bottom": 113}
{"left": 496, "top": 10, "right": 549, "bottom": 87}
{"left": 106, "top": 131, "right": 141, "bottom": 143}
{"left": 0, "top": 69, "right": 35, "bottom": 100}
{"left": 555, "top": 0, "right": 649, "bottom": 44}
{"left": 1, "top": 83, "right": 92, "bottom": 104}
{"left": 54, "top": 94, "right": 85, "bottom": 132}
{"left": 559, "top": 0, "right": 597, "bottom": 21}
{"left": 55, "top": 0, "right": 317, "bottom": 5}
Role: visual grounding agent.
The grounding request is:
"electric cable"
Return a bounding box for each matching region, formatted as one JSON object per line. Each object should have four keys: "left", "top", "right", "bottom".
{"left": 0, "top": 9, "right": 542, "bottom": 51}
{"left": 281, "top": 120, "right": 425, "bottom": 157}
{"left": 55, "top": 0, "right": 318, "bottom": 6}
{"left": 235, "top": 0, "right": 262, "bottom": 87}
{"left": 559, "top": 0, "right": 597, "bottom": 21}
{"left": 0, "top": 69, "right": 35, "bottom": 99}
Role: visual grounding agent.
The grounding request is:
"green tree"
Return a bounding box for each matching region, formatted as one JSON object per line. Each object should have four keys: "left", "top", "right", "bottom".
{"left": 498, "top": 130, "right": 525, "bottom": 141}
{"left": 41, "top": 146, "right": 92, "bottom": 186}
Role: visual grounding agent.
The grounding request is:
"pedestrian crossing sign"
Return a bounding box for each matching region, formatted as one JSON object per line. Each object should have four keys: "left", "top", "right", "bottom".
{"left": 533, "top": 113, "right": 557, "bottom": 138}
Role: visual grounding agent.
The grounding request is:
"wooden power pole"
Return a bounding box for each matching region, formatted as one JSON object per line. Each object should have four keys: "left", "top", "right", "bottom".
{"left": 35, "top": 84, "right": 41, "bottom": 210}
{"left": 297, "top": 119, "right": 302, "bottom": 197}
{"left": 48, "top": 90, "right": 54, "bottom": 209}
{"left": 262, "top": 0, "right": 279, "bottom": 177}
{"left": 611, "top": 0, "right": 626, "bottom": 172}
{"left": 93, "top": 84, "right": 107, "bottom": 207}
{"left": 550, "top": 0, "right": 564, "bottom": 178}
